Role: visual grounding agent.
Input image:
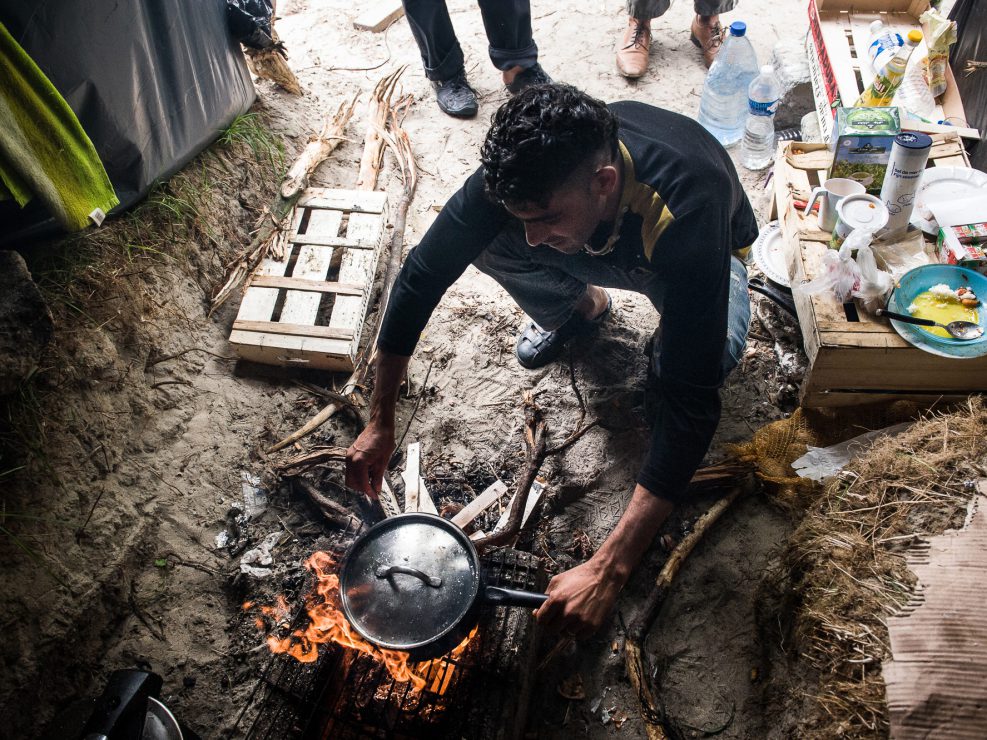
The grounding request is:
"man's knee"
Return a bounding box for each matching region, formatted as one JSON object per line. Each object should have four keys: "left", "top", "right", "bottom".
{"left": 722, "top": 256, "right": 750, "bottom": 376}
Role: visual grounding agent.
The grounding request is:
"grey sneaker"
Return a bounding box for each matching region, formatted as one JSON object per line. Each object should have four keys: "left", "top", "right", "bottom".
{"left": 433, "top": 70, "right": 478, "bottom": 118}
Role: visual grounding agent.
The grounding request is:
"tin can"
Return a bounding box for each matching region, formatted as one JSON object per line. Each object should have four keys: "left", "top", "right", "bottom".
{"left": 830, "top": 193, "right": 890, "bottom": 249}
{"left": 879, "top": 132, "right": 933, "bottom": 237}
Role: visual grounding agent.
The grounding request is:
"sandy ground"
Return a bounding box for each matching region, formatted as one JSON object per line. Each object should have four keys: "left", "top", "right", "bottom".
{"left": 1, "top": 1, "right": 816, "bottom": 737}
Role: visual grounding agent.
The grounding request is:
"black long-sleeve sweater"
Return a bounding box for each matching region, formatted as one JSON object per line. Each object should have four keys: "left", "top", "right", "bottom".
{"left": 378, "top": 101, "right": 758, "bottom": 502}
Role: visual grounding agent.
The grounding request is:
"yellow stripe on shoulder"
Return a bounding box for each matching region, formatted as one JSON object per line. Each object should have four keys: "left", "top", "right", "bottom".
{"left": 627, "top": 182, "right": 675, "bottom": 262}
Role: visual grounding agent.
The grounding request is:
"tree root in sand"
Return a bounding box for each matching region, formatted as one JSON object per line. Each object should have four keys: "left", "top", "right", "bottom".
{"left": 625, "top": 464, "right": 754, "bottom": 740}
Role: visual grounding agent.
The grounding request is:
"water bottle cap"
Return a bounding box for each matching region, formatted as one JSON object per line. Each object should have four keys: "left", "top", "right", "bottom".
{"left": 906, "top": 29, "right": 922, "bottom": 45}
{"left": 760, "top": 64, "right": 775, "bottom": 76}
{"left": 729, "top": 21, "right": 747, "bottom": 37}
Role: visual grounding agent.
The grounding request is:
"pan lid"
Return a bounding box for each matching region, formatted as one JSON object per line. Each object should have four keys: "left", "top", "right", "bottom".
{"left": 340, "top": 513, "right": 480, "bottom": 651}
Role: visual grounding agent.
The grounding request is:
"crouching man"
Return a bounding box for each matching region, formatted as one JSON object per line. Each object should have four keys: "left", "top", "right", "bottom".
{"left": 346, "top": 84, "right": 756, "bottom": 638}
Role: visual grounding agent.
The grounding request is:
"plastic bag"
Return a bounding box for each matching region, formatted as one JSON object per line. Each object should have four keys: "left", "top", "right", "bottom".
{"left": 801, "top": 241, "right": 862, "bottom": 303}
{"left": 852, "top": 243, "right": 895, "bottom": 313}
{"left": 226, "top": 0, "right": 275, "bottom": 50}
{"left": 921, "top": 8, "right": 958, "bottom": 97}
{"left": 895, "top": 56, "right": 938, "bottom": 122}
{"left": 871, "top": 236, "right": 931, "bottom": 280}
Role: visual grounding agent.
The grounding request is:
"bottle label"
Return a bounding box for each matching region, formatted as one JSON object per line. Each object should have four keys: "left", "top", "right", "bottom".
{"left": 748, "top": 98, "right": 779, "bottom": 116}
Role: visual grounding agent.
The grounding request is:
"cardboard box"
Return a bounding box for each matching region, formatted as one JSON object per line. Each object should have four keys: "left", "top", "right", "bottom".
{"left": 806, "top": 0, "right": 977, "bottom": 144}
{"left": 829, "top": 107, "right": 900, "bottom": 194}
{"left": 937, "top": 227, "right": 987, "bottom": 275}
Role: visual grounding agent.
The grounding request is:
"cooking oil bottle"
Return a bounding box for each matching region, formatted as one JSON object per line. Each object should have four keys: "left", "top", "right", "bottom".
{"left": 854, "top": 30, "right": 922, "bottom": 108}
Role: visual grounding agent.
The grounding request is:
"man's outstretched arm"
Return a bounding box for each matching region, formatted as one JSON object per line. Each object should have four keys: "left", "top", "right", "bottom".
{"left": 345, "top": 350, "right": 410, "bottom": 497}
{"left": 535, "top": 483, "right": 674, "bottom": 638}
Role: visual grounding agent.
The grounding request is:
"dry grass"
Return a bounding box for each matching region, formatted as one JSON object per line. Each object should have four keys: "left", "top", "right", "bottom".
{"left": 779, "top": 397, "right": 987, "bottom": 737}
{"left": 0, "top": 110, "right": 286, "bottom": 487}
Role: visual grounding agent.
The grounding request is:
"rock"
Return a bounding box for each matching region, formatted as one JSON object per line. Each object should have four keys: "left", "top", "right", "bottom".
{"left": 0, "top": 251, "right": 53, "bottom": 396}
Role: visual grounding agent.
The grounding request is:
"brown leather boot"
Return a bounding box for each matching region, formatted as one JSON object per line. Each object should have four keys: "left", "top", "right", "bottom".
{"left": 616, "top": 18, "right": 651, "bottom": 79}
{"left": 690, "top": 14, "right": 724, "bottom": 68}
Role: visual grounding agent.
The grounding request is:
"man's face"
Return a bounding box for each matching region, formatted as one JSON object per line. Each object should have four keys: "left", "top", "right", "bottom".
{"left": 506, "top": 163, "right": 618, "bottom": 255}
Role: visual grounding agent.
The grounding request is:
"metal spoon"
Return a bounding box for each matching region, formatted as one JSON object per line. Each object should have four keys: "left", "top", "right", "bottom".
{"left": 877, "top": 308, "right": 985, "bottom": 340}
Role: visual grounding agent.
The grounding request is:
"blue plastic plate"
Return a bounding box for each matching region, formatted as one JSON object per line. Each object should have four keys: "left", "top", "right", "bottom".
{"left": 886, "top": 264, "right": 987, "bottom": 359}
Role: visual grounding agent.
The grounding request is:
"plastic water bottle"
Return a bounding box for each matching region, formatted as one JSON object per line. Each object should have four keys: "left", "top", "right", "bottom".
{"left": 697, "top": 21, "right": 759, "bottom": 147}
{"left": 740, "top": 65, "right": 783, "bottom": 170}
{"left": 854, "top": 30, "right": 922, "bottom": 107}
{"left": 867, "top": 20, "right": 904, "bottom": 73}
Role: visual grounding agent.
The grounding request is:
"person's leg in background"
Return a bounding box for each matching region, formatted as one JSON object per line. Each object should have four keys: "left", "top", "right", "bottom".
{"left": 617, "top": 0, "right": 739, "bottom": 76}
{"left": 477, "top": 0, "right": 553, "bottom": 94}
{"left": 691, "top": 0, "right": 739, "bottom": 68}
{"left": 402, "top": 0, "right": 479, "bottom": 117}
{"left": 616, "top": 0, "right": 669, "bottom": 79}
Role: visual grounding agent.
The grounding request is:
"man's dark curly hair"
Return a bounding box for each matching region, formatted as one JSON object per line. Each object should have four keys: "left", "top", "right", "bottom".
{"left": 481, "top": 84, "right": 619, "bottom": 208}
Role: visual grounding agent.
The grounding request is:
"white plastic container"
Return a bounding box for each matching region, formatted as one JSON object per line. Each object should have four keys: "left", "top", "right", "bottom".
{"left": 879, "top": 132, "right": 933, "bottom": 237}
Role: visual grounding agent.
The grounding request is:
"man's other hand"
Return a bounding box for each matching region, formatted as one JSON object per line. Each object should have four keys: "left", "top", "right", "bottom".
{"left": 534, "top": 556, "right": 625, "bottom": 640}
{"left": 345, "top": 422, "right": 395, "bottom": 497}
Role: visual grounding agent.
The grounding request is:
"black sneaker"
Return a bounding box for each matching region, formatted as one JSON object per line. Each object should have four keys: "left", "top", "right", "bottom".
{"left": 505, "top": 63, "right": 553, "bottom": 95}
{"left": 432, "top": 70, "right": 478, "bottom": 118}
{"left": 515, "top": 292, "right": 611, "bottom": 369}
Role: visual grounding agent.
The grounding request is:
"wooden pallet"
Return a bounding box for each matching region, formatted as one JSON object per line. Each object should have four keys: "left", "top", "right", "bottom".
{"left": 771, "top": 136, "right": 987, "bottom": 408}
{"left": 229, "top": 188, "right": 388, "bottom": 371}
{"left": 807, "top": 0, "right": 977, "bottom": 143}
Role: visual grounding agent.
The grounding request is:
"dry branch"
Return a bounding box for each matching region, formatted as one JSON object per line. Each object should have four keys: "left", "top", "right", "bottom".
{"left": 274, "top": 446, "right": 348, "bottom": 475}
{"left": 290, "top": 477, "right": 362, "bottom": 529}
{"left": 625, "top": 485, "right": 748, "bottom": 740}
{"left": 357, "top": 67, "right": 407, "bottom": 190}
{"left": 210, "top": 96, "right": 357, "bottom": 314}
{"left": 244, "top": 27, "right": 303, "bottom": 95}
{"left": 268, "top": 72, "right": 417, "bottom": 454}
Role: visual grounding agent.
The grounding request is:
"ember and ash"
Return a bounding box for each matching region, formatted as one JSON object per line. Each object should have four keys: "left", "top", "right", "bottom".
{"left": 248, "top": 551, "right": 475, "bottom": 693}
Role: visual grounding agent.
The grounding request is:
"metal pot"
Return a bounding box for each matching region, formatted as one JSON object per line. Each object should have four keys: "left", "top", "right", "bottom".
{"left": 339, "top": 512, "right": 547, "bottom": 660}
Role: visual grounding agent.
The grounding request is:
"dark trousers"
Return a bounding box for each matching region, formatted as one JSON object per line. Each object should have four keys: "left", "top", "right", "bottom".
{"left": 402, "top": 0, "right": 539, "bottom": 81}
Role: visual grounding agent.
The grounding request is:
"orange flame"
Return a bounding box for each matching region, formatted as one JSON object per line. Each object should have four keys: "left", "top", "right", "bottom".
{"left": 251, "top": 551, "right": 478, "bottom": 693}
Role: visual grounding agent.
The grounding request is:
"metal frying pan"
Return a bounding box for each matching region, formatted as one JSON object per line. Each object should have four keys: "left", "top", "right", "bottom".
{"left": 339, "top": 513, "right": 547, "bottom": 661}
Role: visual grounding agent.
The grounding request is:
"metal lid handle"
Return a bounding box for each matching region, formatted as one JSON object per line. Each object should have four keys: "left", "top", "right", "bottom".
{"left": 375, "top": 564, "right": 443, "bottom": 588}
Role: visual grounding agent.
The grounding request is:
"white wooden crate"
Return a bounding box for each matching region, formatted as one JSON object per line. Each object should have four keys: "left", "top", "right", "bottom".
{"left": 229, "top": 188, "right": 388, "bottom": 371}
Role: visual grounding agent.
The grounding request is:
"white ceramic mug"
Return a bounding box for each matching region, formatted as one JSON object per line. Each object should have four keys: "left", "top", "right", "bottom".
{"left": 805, "top": 178, "right": 867, "bottom": 232}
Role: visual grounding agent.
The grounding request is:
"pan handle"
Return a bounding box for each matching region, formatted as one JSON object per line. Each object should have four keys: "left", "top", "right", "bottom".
{"left": 748, "top": 277, "right": 798, "bottom": 319}
{"left": 375, "top": 565, "right": 443, "bottom": 588}
{"left": 482, "top": 586, "right": 548, "bottom": 609}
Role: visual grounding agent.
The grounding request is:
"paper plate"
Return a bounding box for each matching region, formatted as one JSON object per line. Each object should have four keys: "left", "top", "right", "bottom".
{"left": 886, "top": 264, "right": 987, "bottom": 359}
{"left": 910, "top": 167, "right": 987, "bottom": 236}
{"left": 751, "top": 221, "right": 790, "bottom": 288}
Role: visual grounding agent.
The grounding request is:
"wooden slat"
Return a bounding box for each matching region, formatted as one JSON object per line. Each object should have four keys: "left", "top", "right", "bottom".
{"left": 379, "top": 479, "right": 401, "bottom": 518}
{"left": 352, "top": 0, "right": 404, "bottom": 32}
{"left": 401, "top": 442, "right": 438, "bottom": 515}
{"left": 330, "top": 205, "right": 386, "bottom": 358}
{"left": 228, "top": 335, "right": 355, "bottom": 370}
{"left": 232, "top": 320, "right": 354, "bottom": 340}
{"left": 236, "top": 209, "right": 304, "bottom": 322}
{"left": 451, "top": 480, "right": 508, "bottom": 529}
{"left": 288, "top": 234, "right": 378, "bottom": 249}
{"left": 296, "top": 188, "right": 387, "bottom": 213}
{"left": 248, "top": 276, "right": 364, "bottom": 296}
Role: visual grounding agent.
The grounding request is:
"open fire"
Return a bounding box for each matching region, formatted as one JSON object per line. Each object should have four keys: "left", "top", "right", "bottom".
{"left": 250, "top": 551, "right": 477, "bottom": 694}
